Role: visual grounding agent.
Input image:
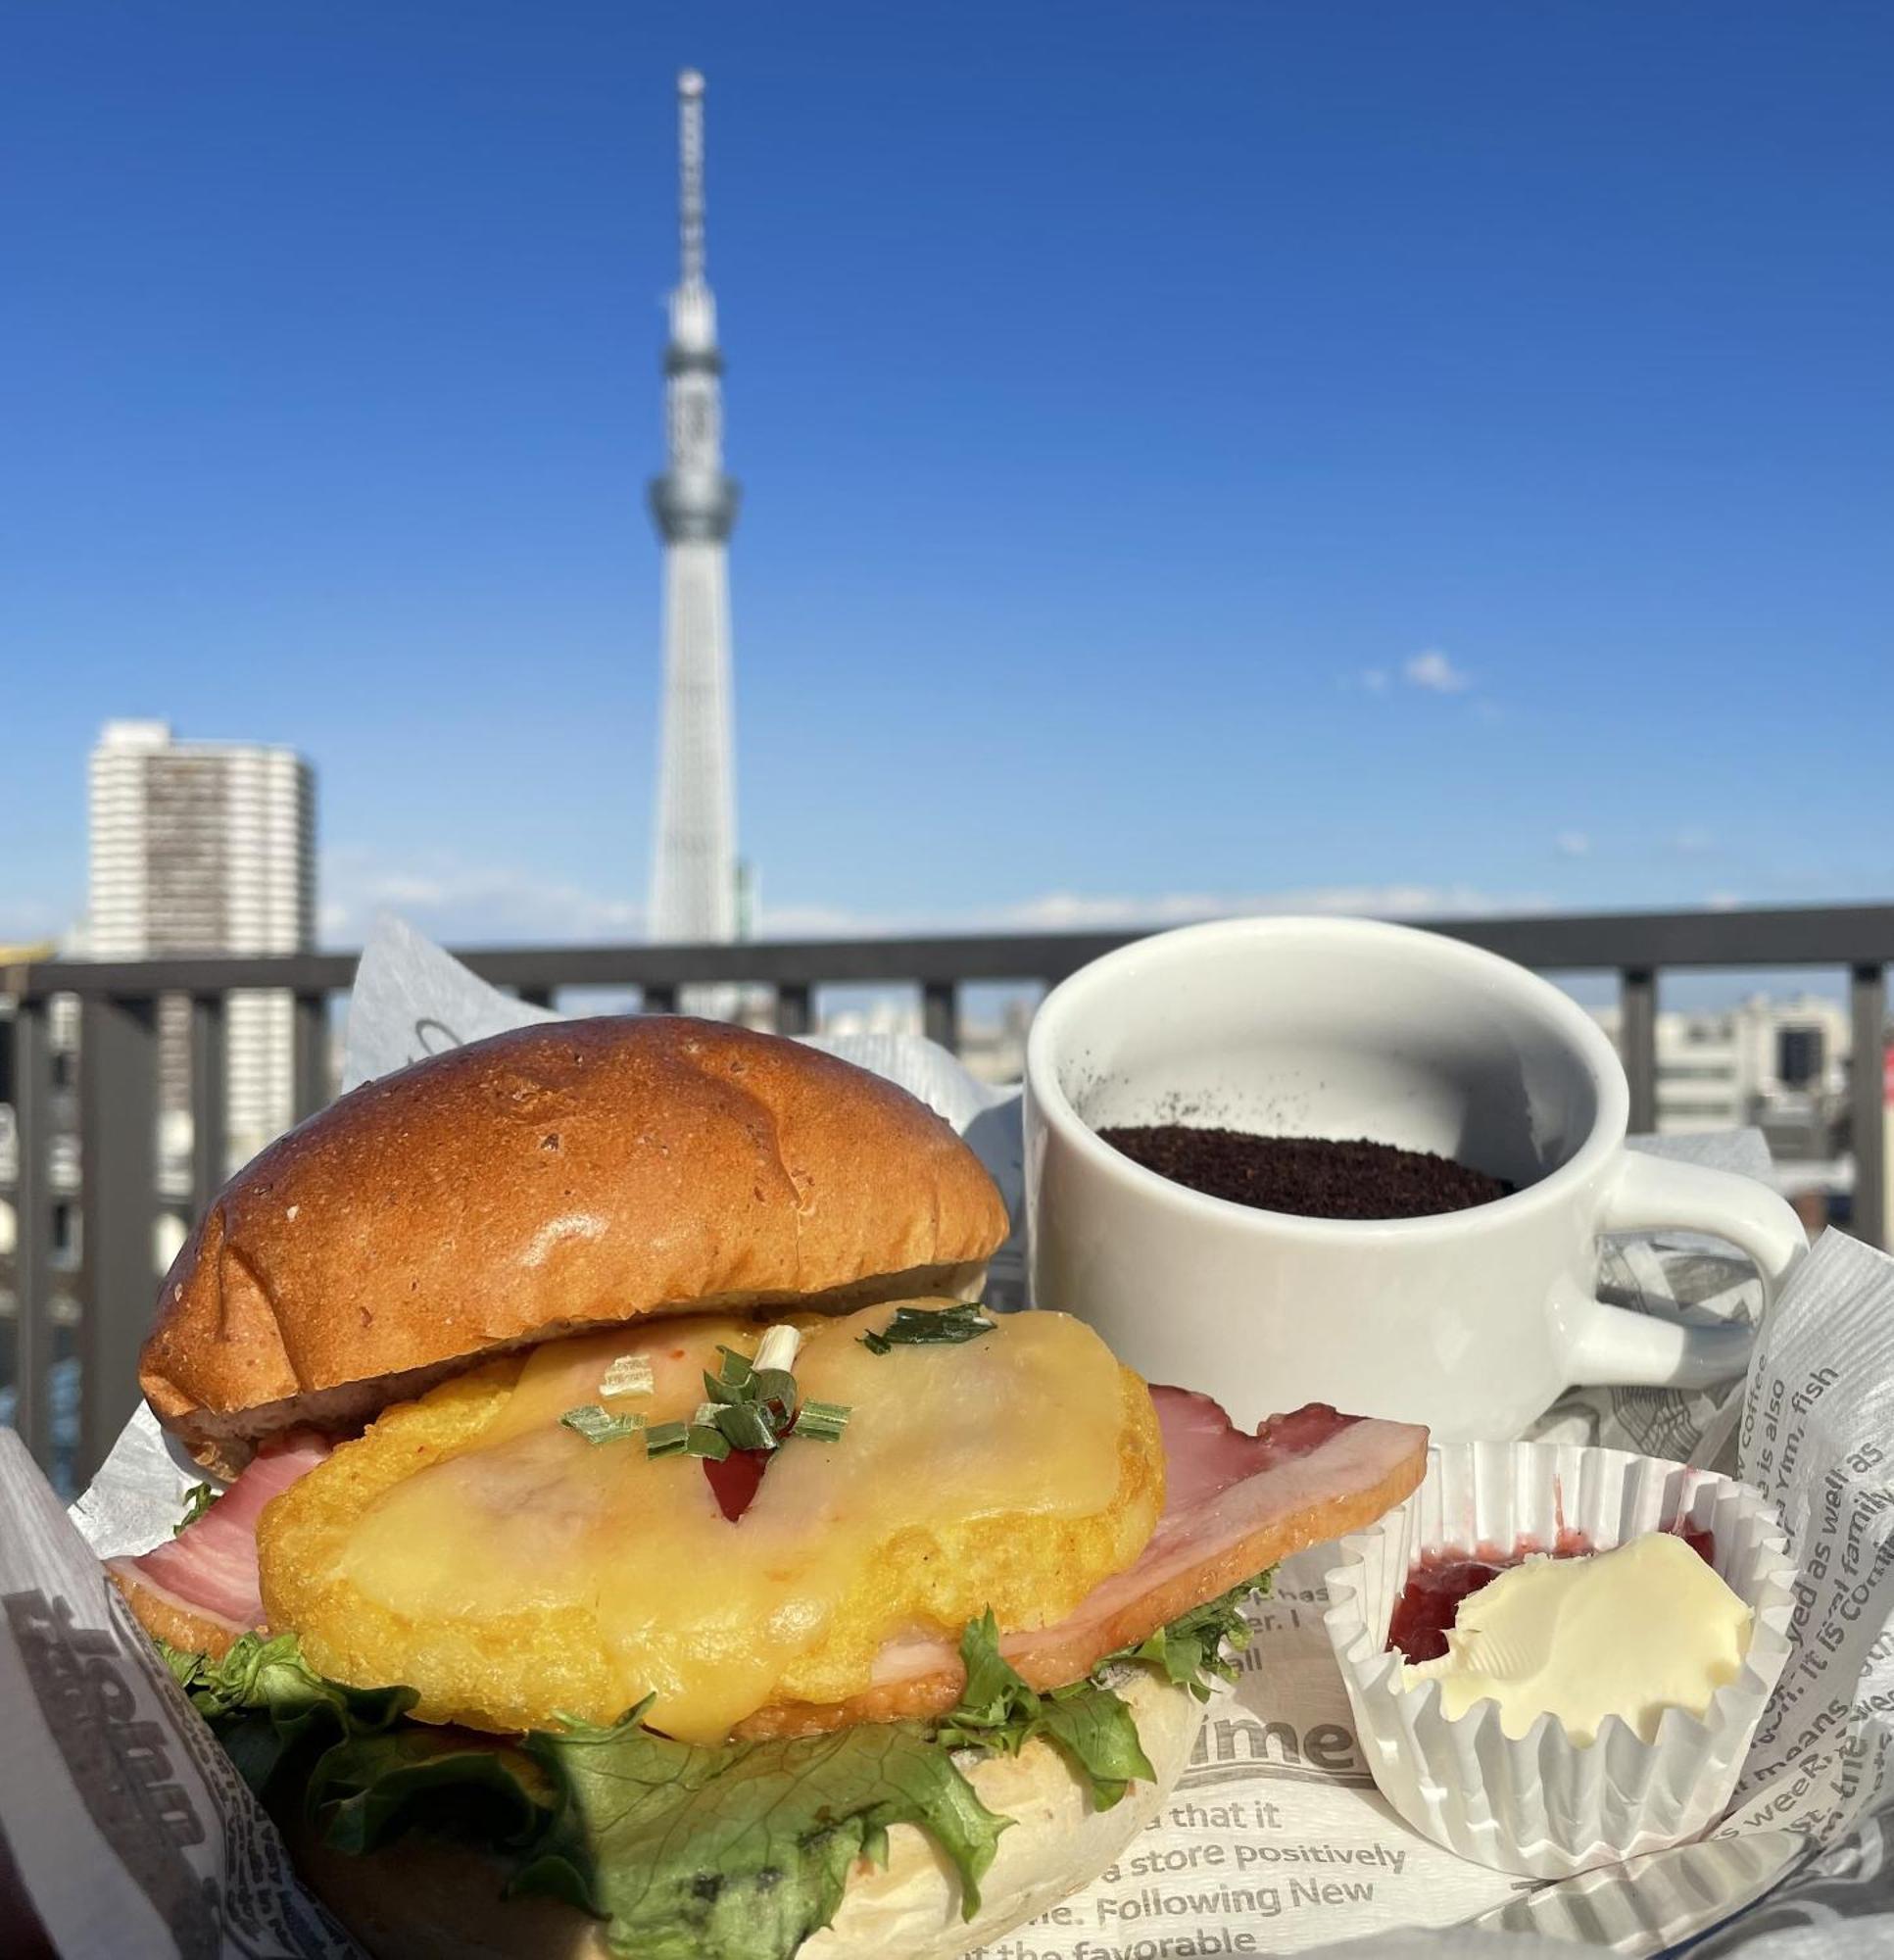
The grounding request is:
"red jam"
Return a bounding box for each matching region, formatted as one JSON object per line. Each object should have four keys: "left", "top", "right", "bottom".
{"left": 1386, "top": 1525, "right": 1716, "bottom": 1664}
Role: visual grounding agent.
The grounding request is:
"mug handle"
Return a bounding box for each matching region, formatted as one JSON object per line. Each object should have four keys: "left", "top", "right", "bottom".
{"left": 1564, "top": 1152, "right": 1809, "bottom": 1390}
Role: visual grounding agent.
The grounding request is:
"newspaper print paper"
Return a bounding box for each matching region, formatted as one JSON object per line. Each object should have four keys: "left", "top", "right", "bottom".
{"left": 0, "top": 1430, "right": 358, "bottom": 1960}
{"left": 8, "top": 913, "right": 1892, "bottom": 1957}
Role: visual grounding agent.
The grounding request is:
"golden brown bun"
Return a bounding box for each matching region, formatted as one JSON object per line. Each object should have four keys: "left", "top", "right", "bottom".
{"left": 141, "top": 1018, "right": 1009, "bottom": 1471}
{"left": 287, "top": 1668, "right": 1202, "bottom": 1960}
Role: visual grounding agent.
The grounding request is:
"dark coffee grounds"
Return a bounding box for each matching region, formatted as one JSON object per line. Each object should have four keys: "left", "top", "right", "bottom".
{"left": 1096, "top": 1125, "right": 1511, "bottom": 1221}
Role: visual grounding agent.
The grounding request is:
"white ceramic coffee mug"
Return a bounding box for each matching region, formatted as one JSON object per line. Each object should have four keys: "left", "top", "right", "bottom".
{"left": 1023, "top": 916, "right": 1807, "bottom": 1442}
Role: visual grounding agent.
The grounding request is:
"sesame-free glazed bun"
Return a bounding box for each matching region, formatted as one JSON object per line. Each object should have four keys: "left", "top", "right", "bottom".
{"left": 141, "top": 1018, "right": 1009, "bottom": 1473}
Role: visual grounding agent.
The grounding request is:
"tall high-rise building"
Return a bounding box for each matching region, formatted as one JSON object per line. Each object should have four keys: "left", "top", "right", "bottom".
{"left": 87, "top": 720, "right": 316, "bottom": 1171}
{"left": 647, "top": 68, "right": 741, "bottom": 951}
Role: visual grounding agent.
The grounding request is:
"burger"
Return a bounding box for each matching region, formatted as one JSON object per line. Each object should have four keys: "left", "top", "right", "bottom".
{"left": 110, "top": 1017, "right": 1427, "bottom": 1960}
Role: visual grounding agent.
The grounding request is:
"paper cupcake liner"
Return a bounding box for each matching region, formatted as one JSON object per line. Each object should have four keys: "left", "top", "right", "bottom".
{"left": 1323, "top": 1442, "right": 1796, "bottom": 1881}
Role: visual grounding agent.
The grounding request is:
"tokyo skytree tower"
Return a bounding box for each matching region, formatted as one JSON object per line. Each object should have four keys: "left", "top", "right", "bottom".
{"left": 647, "top": 69, "right": 741, "bottom": 948}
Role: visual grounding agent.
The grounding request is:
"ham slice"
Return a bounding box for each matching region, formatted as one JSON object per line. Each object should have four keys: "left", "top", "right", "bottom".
{"left": 732, "top": 1391, "right": 1427, "bottom": 1740}
{"left": 108, "top": 1431, "right": 331, "bottom": 1656}
{"left": 992, "top": 1393, "right": 1422, "bottom": 1683}
{"left": 112, "top": 1389, "right": 1425, "bottom": 1735}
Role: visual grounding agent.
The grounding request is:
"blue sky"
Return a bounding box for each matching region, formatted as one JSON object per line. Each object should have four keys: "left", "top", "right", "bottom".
{"left": 3, "top": 0, "right": 1890, "bottom": 952}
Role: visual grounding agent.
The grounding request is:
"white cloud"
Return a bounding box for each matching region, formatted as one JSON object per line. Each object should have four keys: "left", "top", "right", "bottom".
{"left": 1403, "top": 649, "right": 1471, "bottom": 694}
{"left": 1349, "top": 650, "right": 1490, "bottom": 708}
{"left": 368, "top": 874, "right": 453, "bottom": 907}
{"left": 0, "top": 902, "right": 69, "bottom": 951}
{"left": 1555, "top": 831, "right": 1591, "bottom": 858}
{"left": 319, "top": 849, "right": 1550, "bottom": 955}
{"left": 763, "top": 882, "right": 1550, "bottom": 940}
{"left": 753, "top": 902, "right": 877, "bottom": 938}
{"left": 319, "top": 846, "right": 644, "bottom": 949}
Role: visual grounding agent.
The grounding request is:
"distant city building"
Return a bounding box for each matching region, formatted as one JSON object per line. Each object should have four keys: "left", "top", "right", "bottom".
{"left": 816, "top": 995, "right": 1033, "bottom": 1087}
{"left": 812, "top": 987, "right": 1864, "bottom": 1112}
{"left": 648, "top": 69, "right": 742, "bottom": 964}
{"left": 87, "top": 719, "right": 316, "bottom": 1173}
{"left": 1588, "top": 993, "right": 1851, "bottom": 1140}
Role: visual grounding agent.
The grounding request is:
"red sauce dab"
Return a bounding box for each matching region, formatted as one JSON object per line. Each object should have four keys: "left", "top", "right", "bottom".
{"left": 1386, "top": 1524, "right": 1717, "bottom": 1665}
{"left": 703, "top": 1449, "right": 769, "bottom": 1522}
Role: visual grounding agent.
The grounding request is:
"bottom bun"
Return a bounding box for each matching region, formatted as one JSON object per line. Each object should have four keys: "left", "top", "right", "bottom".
{"left": 293, "top": 1668, "right": 1204, "bottom": 1960}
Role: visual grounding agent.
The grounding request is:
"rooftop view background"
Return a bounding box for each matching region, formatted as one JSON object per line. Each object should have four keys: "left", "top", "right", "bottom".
{"left": 4, "top": 0, "right": 1890, "bottom": 948}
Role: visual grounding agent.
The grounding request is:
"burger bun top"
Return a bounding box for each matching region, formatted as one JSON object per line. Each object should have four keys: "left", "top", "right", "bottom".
{"left": 140, "top": 1017, "right": 1009, "bottom": 1471}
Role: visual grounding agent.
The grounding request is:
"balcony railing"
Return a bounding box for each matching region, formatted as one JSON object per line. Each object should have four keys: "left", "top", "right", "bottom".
{"left": 4, "top": 902, "right": 1889, "bottom": 1487}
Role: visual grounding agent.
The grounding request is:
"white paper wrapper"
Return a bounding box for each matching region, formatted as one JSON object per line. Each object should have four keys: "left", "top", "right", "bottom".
{"left": 1324, "top": 1443, "right": 1797, "bottom": 1880}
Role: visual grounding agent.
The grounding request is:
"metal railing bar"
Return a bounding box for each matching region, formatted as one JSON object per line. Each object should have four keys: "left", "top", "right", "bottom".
{"left": 78, "top": 994, "right": 157, "bottom": 1480}
{"left": 12, "top": 903, "right": 1894, "bottom": 1004}
{"left": 922, "top": 980, "right": 959, "bottom": 1054}
{"left": 1427, "top": 906, "right": 1894, "bottom": 972}
{"left": 10, "top": 1001, "right": 53, "bottom": 1471}
{"left": 1850, "top": 965, "right": 1886, "bottom": 1251}
{"left": 641, "top": 984, "right": 678, "bottom": 1015}
{"left": 1620, "top": 967, "right": 1659, "bottom": 1135}
{"left": 773, "top": 983, "right": 812, "bottom": 1037}
{"left": 190, "top": 995, "right": 227, "bottom": 1214}
{"left": 21, "top": 954, "right": 360, "bottom": 999}
{"left": 292, "top": 994, "right": 328, "bottom": 1124}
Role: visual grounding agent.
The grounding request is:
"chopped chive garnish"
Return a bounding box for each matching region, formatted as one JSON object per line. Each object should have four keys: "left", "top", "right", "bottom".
{"left": 858, "top": 1302, "right": 996, "bottom": 1354}
{"left": 173, "top": 1482, "right": 220, "bottom": 1535}
{"left": 751, "top": 1369, "right": 798, "bottom": 1417}
{"left": 792, "top": 1399, "right": 852, "bottom": 1441}
{"left": 572, "top": 1321, "right": 845, "bottom": 1463}
{"left": 642, "top": 1417, "right": 733, "bottom": 1461}
{"left": 713, "top": 1401, "right": 781, "bottom": 1453}
{"left": 560, "top": 1403, "right": 649, "bottom": 1446}
{"left": 703, "top": 1348, "right": 753, "bottom": 1404}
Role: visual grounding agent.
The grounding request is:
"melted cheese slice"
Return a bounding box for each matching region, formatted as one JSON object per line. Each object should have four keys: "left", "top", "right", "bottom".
{"left": 330, "top": 1303, "right": 1143, "bottom": 1742}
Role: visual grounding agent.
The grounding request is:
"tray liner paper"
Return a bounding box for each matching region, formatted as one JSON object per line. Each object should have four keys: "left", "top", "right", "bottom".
{"left": 5, "top": 914, "right": 1892, "bottom": 1958}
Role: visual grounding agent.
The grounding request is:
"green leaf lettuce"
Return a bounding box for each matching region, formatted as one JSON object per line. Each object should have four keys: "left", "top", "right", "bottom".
{"left": 510, "top": 1702, "right": 1010, "bottom": 1960}
{"left": 159, "top": 1571, "right": 1269, "bottom": 1960}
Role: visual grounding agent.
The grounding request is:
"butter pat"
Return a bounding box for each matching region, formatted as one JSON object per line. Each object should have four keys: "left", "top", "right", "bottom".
{"left": 1402, "top": 1533, "right": 1753, "bottom": 1744}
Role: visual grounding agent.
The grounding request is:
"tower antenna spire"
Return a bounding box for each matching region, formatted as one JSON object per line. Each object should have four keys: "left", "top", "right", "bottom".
{"left": 648, "top": 68, "right": 741, "bottom": 972}
{"left": 677, "top": 68, "right": 706, "bottom": 287}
